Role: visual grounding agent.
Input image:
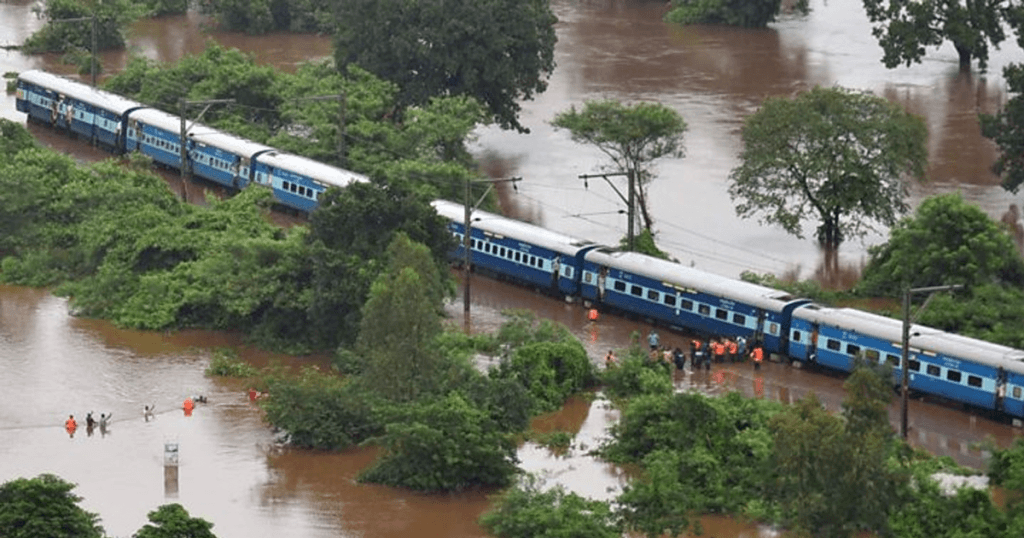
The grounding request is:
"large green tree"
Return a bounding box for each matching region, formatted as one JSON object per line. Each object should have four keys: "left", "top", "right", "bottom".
{"left": 862, "top": 0, "right": 1010, "bottom": 71}
{"left": 980, "top": 48, "right": 1024, "bottom": 193}
{"left": 23, "top": 0, "right": 146, "bottom": 54}
{"left": 196, "top": 0, "right": 335, "bottom": 34}
{"left": 0, "top": 474, "right": 104, "bottom": 538}
{"left": 332, "top": 0, "right": 556, "bottom": 132}
{"left": 858, "top": 193, "right": 1024, "bottom": 295}
{"left": 134, "top": 503, "right": 217, "bottom": 538}
{"left": 729, "top": 86, "right": 927, "bottom": 250}
{"left": 551, "top": 100, "right": 687, "bottom": 243}
{"left": 664, "top": 0, "right": 805, "bottom": 28}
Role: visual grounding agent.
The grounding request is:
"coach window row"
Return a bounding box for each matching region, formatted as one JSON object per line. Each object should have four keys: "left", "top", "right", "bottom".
{"left": 605, "top": 277, "right": 748, "bottom": 327}
{"left": 281, "top": 180, "right": 316, "bottom": 200}
{"left": 141, "top": 134, "right": 179, "bottom": 153}
{"left": 470, "top": 237, "right": 547, "bottom": 270}
{"left": 194, "top": 153, "right": 233, "bottom": 173}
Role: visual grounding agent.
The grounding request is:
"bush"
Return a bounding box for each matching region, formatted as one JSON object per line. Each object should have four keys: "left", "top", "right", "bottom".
{"left": 358, "top": 393, "right": 518, "bottom": 492}
{"left": 479, "top": 477, "right": 621, "bottom": 538}
{"left": 204, "top": 349, "right": 258, "bottom": 378}
{"left": 494, "top": 339, "right": 595, "bottom": 413}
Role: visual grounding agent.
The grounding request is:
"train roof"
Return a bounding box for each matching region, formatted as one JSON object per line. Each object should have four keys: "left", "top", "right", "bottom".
{"left": 795, "top": 305, "right": 1024, "bottom": 373}
{"left": 584, "top": 248, "right": 807, "bottom": 309}
{"left": 129, "top": 107, "right": 186, "bottom": 132}
{"left": 19, "top": 70, "right": 143, "bottom": 114}
{"left": 431, "top": 199, "right": 601, "bottom": 256}
{"left": 256, "top": 151, "right": 369, "bottom": 189}
{"left": 188, "top": 126, "right": 274, "bottom": 159}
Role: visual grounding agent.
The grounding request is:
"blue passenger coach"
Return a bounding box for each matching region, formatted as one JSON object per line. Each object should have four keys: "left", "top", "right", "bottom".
{"left": 252, "top": 152, "right": 369, "bottom": 213}
{"left": 789, "top": 305, "right": 1024, "bottom": 416}
{"left": 188, "top": 128, "right": 273, "bottom": 189}
{"left": 16, "top": 69, "right": 142, "bottom": 149}
{"left": 579, "top": 249, "right": 811, "bottom": 354}
{"left": 125, "top": 108, "right": 187, "bottom": 169}
{"left": 431, "top": 200, "right": 601, "bottom": 297}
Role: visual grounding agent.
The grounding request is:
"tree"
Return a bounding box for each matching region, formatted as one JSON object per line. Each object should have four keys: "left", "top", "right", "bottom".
{"left": 551, "top": 100, "right": 687, "bottom": 240}
{"left": 134, "top": 503, "right": 217, "bottom": 538}
{"left": 862, "top": 0, "right": 1010, "bottom": 71}
{"left": 728, "top": 86, "right": 927, "bottom": 250}
{"left": 0, "top": 474, "right": 103, "bottom": 538}
{"left": 664, "top": 0, "right": 806, "bottom": 28}
{"left": 358, "top": 392, "right": 519, "bottom": 492}
{"left": 356, "top": 233, "right": 449, "bottom": 402}
{"left": 479, "top": 477, "right": 621, "bottom": 538}
{"left": 332, "top": 0, "right": 557, "bottom": 132}
{"left": 22, "top": 0, "right": 146, "bottom": 54}
{"left": 196, "top": 0, "right": 335, "bottom": 34}
{"left": 981, "top": 62, "right": 1024, "bottom": 193}
{"left": 858, "top": 193, "right": 1024, "bottom": 295}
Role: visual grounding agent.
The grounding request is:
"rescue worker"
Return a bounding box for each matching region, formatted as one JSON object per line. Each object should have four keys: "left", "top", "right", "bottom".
{"left": 85, "top": 411, "right": 96, "bottom": 429}
{"left": 752, "top": 344, "right": 764, "bottom": 370}
{"left": 673, "top": 347, "right": 686, "bottom": 370}
{"left": 737, "top": 336, "right": 748, "bottom": 361}
{"left": 727, "top": 338, "right": 738, "bottom": 363}
{"left": 713, "top": 339, "right": 726, "bottom": 364}
{"left": 65, "top": 414, "right": 77, "bottom": 437}
{"left": 647, "top": 330, "right": 660, "bottom": 351}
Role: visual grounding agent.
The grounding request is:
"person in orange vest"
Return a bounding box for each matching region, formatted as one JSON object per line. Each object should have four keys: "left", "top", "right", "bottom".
{"left": 727, "top": 338, "right": 738, "bottom": 363}
{"left": 713, "top": 339, "right": 726, "bottom": 364}
{"left": 65, "top": 414, "right": 77, "bottom": 437}
{"left": 751, "top": 344, "right": 764, "bottom": 370}
{"left": 689, "top": 339, "right": 702, "bottom": 370}
{"left": 183, "top": 397, "right": 194, "bottom": 416}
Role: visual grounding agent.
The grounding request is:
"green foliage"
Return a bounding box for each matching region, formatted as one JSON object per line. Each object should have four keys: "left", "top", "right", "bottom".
{"left": 141, "top": 0, "right": 189, "bottom": 16}
{"left": 528, "top": 430, "right": 575, "bottom": 453}
{"left": 494, "top": 339, "right": 595, "bottom": 413}
{"left": 197, "top": 0, "right": 336, "bottom": 33}
{"left": 600, "top": 347, "right": 674, "bottom": 401}
{"left": 133, "top": 503, "right": 217, "bottom": 538}
{"left": 204, "top": 348, "right": 259, "bottom": 378}
{"left": 981, "top": 63, "right": 1024, "bottom": 193}
{"left": 618, "top": 228, "right": 670, "bottom": 259}
{"left": 889, "top": 473, "right": 1007, "bottom": 538}
{"left": 356, "top": 234, "right": 448, "bottom": 402}
{"left": 260, "top": 366, "right": 383, "bottom": 450}
{"left": 358, "top": 392, "right": 519, "bottom": 492}
{"left": 333, "top": 0, "right": 557, "bottom": 132}
{"left": 862, "top": 0, "right": 1011, "bottom": 70}
{"left": 479, "top": 477, "right": 621, "bottom": 538}
{"left": 858, "top": 193, "right": 1024, "bottom": 296}
{"left": 768, "top": 386, "right": 900, "bottom": 538}
{"left": 552, "top": 100, "right": 686, "bottom": 237}
{"left": 22, "top": 0, "right": 146, "bottom": 54}
{"left": 0, "top": 474, "right": 103, "bottom": 538}
{"left": 989, "top": 436, "right": 1024, "bottom": 503}
{"left": 664, "top": 0, "right": 791, "bottom": 28}
{"left": 729, "top": 86, "right": 927, "bottom": 249}
{"left": 913, "top": 283, "right": 1024, "bottom": 348}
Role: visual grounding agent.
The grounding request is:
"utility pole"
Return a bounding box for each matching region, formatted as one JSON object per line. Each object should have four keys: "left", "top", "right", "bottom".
{"left": 463, "top": 176, "right": 522, "bottom": 329}
{"left": 49, "top": 15, "right": 98, "bottom": 86}
{"left": 900, "top": 284, "right": 963, "bottom": 439}
{"left": 579, "top": 171, "right": 633, "bottom": 250}
{"left": 178, "top": 98, "right": 235, "bottom": 201}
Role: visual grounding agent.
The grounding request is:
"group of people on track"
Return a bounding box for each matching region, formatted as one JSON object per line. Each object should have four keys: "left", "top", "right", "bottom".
{"left": 604, "top": 329, "right": 765, "bottom": 371}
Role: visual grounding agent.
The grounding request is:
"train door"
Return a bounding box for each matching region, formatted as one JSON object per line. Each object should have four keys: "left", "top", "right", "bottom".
{"left": 754, "top": 311, "right": 766, "bottom": 346}
{"left": 597, "top": 266, "right": 608, "bottom": 302}
{"left": 996, "top": 367, "right": 1008, "bottom": 412}
{"left": 550, "top": 256, "right": 561, "bottom": 293}
{"left": 809, "top": 327, "right": 819, "bottom": 362}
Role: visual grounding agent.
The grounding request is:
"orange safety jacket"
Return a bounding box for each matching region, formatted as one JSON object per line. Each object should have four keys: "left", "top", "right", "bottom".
{"left": 727, "top": 341, "right": 738, "bottom": 354}
{"left": 752, "top": 347, "right": 764, "bottom": 362}
{"left": 713, "top": 342, "right": 726, "bottom": 356}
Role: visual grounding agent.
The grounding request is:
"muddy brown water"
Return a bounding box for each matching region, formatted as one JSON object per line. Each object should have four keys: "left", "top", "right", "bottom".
{"left": 2, "top": 1, "right": 1024, "bottom": 536}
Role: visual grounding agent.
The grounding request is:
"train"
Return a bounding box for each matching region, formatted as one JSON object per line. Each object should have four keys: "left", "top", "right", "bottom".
{"left": 15, "top": 70, "right": 368, "bottom": 213}
{"left": 16, "top": 69, "right": 1024, "bottom": 421}
{"left": 431, "top": 200, "right": 1024, "bottom": 420}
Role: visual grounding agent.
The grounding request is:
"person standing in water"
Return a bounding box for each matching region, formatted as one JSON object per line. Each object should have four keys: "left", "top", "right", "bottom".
{"left": 65, "top": 415, "right": 77, "bottom": 437}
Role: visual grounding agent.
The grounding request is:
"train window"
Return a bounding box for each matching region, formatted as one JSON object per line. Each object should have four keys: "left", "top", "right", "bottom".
{"left": 947, "top": 370, "right": 962, "bottom": 383}
{"left": 733, "top": 313, "right": 746, "bottom": 325}
{"left": 584, "top": 273, "right": 592, "bottom": 284}
{"left": 792, "top": 330, "right": 802, "bottom": 342}
{"left": 614, "top": 281, "right": 626, "bottom": 292}
{"left": 967, "top": 375, "right": 982, "bottom": 388}
{"left": 886, "top": 354, "right": 900, "bottom": 366}
{"left": 1015, "top": 387, "right": 1022, "bottom": 399}
{"left": 846, "top": 344, "right": 860, "bottom": 356}
{"left": 647, "top": 290, "right": 659, "bottom": 301}
{"left": 698, "top": 304, "right": 710, "bottom": 316}
{"left": 514, "top": 252, "right": 521, "bottom": 262}
{"left": 630, "top": 285, "right": 642, "bottom": 297}
{"left": 681, "top": 299, "right": 693, "bottom": 310}
{"left": 500, "top": 247, "right": 507, "bottom": 257}
{"left": 826, "top": 339, "right": 840, "bottom": 351}
{"left": 664, "top": 295, "right": 676, "bottom": 307}
{"left": 565, "top": 267, "right": 574, "bottom": 278}
{"left": 471, "top": 239, "right": 478, "bottom": 249}
{"left": 926, "top": 364, "right": 940, "bottom": 376}
{"left": 909, "top": 359, "right": 921, "bottom": 371}
{"left": 715, "top": 309, "right": 728, "bottom": 321}
{"left": 865, "top": 349, "right": 880, "bottom": 362}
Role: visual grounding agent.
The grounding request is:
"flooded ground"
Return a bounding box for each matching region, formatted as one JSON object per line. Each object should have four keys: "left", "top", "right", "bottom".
{"left": 3, "top": 1, "right": 1024, "bottom": 536}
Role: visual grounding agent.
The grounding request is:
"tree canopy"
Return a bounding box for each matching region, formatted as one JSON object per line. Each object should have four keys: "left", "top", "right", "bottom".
{"left": 664, "top": 0, "right": 801, "bottom": 28}
{"left": 23, "top": 0, "right": 147, "bottom": 54}
{"left": 196, "top": 0, "right": 335, "bottom": 34}
{"left": 0, "top": 474, "right": 104, "bottom": 538}
{"left": 551, "top": 100, "right": 687, "bottom": 243}
{"left": 981, "top": 60, "right": 1024, "bottom": 193}
{"left": 728, "top": 86, "right": 927, "bottom": 250}
{"left": 133, "top": 503, "right": 217, "bottom": 538}
{"left": 332, "top": 0, "right": 557, "bottom": 132}
{"left": 858, "top": 193, "right": 1024, "bottom": 295}
{"left": 862, "top": 0, "right": 1011, "bottom": 71}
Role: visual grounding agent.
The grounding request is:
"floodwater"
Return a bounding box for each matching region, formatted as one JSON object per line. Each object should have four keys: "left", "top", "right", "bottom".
{"left": 2, "top": 1, "right": 1024, "bottom": 537}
